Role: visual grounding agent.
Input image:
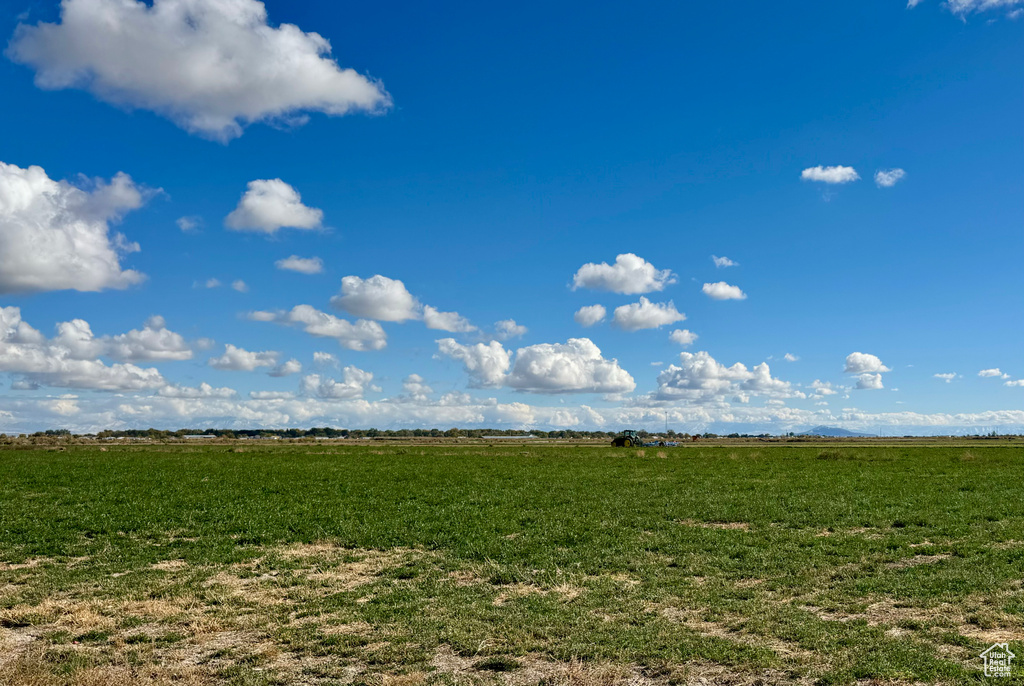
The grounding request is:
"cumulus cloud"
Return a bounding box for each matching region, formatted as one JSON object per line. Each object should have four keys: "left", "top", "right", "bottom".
{"left": 810, "top": 380, "right": 839, "bottom": 396}
{"left": 574, "top": 304, "right": 606, "bottom": 327}
{"left": 492, "top": 319, "right": 528, "bottom": 341}
{"left": 402, "top": 374, "right": 433, "bottom": 400}
{"left": 275, "top": 255, "right": 323, "bottom": 275}
{"left": 712, "top": 255, "right": 737, "bottom": 268}
{"left": 423, "top": 306, "right": 476, "bottom": 333}
{"left": 572, "top": 253, "right": 676, "bottom": 294}
{"left": 784, "top": 353, "right": 799, "bottom": 362}
{"left": 844, "top": 352, "right": 892, "bottom": 374}
{"left": 874, "top": 169, "right": 906, "bottom": 188}
{"left": 208, "top": 344, "right": 278, "bottom": 371}
{"left": 300, "top": 367, "right": 378, "bottom": 399}
{"left": 231, "top": 279, "right": 248, "bottom": 293}
{"left": 0, "top": 306, "right": 166, "bottom": 390}
{"left": 702, "top": 282, "right": 747, "bottom": 301}
{"left": 158, "top": 382, "right": 236, "bottom": 398}
{"left": 7, "top": 0, "right": 391, "bottom": 141}
{"left": 313, "top": 351, "right": 338, "bottom": 368}
{"left": 507, "top": 338, "right": 635, "bottom": 394}
{"left": 669, "top": 329, "right": 698, "bottom": 347}
{"left": 1005, "top": 379, "right": 1024, "bottom": 387}
{"left": 801, "top": 166, "right": 860, "bottom": 184}
{"left": 855, "top": 373, "right": 884, "bottom": 390}
{"left": 655, "top": 351, "right": 801, "bottom": 403}
{"left": 435, "top": 339, "right": 511, "bottom": 388}
{"left": 202, "top": 278, "right": 221, "bottom": 289}
{"left": 269, "top": 359, "right": 302, "bottom": 377}
{"left": 249, "top": 391, "right": 294, "bottom": 400}
{"left": 934, "top": 373, "right": 957, "bottom": 383}
{"left": 0, "top": 162, "right": 150, "bottom": 294}
{"left": 249, "top": 305, "right": 386, "bottom": 352}
{"left": 612, "top": 297, "right": 686, "bottom": 331}
{"left": 331, "top": 275, "right": 418, "bottom": 322}
{"left": 101, "top": 315, "right": 192, "bottom": 362}
{"left": 225, "top": 179, "right": 323, "bottom": 233}
{"left": 979, "top": 368, "right": 1009, "bottom": 378}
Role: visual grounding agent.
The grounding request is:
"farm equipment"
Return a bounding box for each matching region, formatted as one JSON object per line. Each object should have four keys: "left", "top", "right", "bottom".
{"left": 611, "top": 429, "right": 640, "bottom": 447}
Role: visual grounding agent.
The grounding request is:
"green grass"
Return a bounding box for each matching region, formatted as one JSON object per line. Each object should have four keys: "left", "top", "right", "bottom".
{"left": 0, "top": 443, "right": 1022, "bottom": 684}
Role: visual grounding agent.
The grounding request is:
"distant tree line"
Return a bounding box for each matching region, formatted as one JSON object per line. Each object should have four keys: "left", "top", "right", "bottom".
{"left": 33, "top": 427, "right": 782, "bottom": 440}
{"left": 5, "top": 428, "right": 1019, "bottom": 441}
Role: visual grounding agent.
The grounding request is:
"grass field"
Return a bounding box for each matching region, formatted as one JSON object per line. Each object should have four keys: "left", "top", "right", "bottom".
{"left": 0, "top": 443, "right": 1021, "bottom": 685}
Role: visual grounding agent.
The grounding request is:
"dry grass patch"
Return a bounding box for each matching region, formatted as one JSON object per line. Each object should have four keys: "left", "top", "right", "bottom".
{"left": 492, "top": 583, "right": 583, "bottom": 607}
{"left": 884, "top": 554, "right": 951, "bottom": 569}
{"left": 678, "top": 520, "right": 752, "bottom": 531}
{"left": 658, "top": 606, "right": 815, "bottom": 664}
{"left": 429, "top": 646, "right": 800, "bottom": 686}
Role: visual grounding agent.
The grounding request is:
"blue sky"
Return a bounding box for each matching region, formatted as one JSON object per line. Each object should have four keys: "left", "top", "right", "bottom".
{"left": 0, "top": 0, "right": 1021, "bottom": 434}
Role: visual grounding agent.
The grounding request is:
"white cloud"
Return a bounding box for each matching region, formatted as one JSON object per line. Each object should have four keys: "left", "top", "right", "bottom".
{"left": 158, "top": 382, "right": 236, "bottom": 398}
{"left": 331, "top": 275, "right": 418, "bottom": 322}
{"left": 979, "top": 368, "right": 1009, "bottom": 378}
{"left": 313, "top": 351, "right": 338, "bottom": 368}
{"left": 225, "top": 179, "right": 323, "bottom": 233}
{"left": 784, "top": 353, "right": 799, "bottom": 362}
{"left": 9, "top": 385, "right": 1024, "bottom": 435}
{"left": 874, "top": 169, "right": 906, "bottom": 188}
{"left": 0, "top": 162, "right": 149, "bottom": 294}
{"left": 435, "top": 339, "right": 512, "bottom": 388}
{"left": 572, "top": 253, "right": 676, "bottom": 294}
{"left": 855, "top": 373, "right": 884, "bottom": 390}
{"left": 7, "top": 0, "right": 391, "bottom": 141}
{"left": 934, "top": 373, "right": 957, "bottom": 383}
{"left": 177, "top": 215, "right": 201, "bottom": 232}
{"left": 943, "top": 0, "right": 1024, "bottom": 16}
{"left": 669, "top": 329, "right": 698, "bottom": 347}
{"left": 655, "top": 351, "right": 801, "bottom": 403}
{"left": 208, "top": 344, "right": 278, "bottom": 371}
{"left": 249, "top": 305, "right": 387, "bottom": 352}
{"left": 0, "top": 306, "right": 166, "bottom": 390}
{"left": 810, "top": 380, "right": 838, "bottom": 396}
{"left": 231, "top": 279, "right": 248, "bottom": 293}
{"left": 102, "top": 315, "right": 192, "bottom": 362}
{"left": 402, "top": 374, "right": 432, "bottom": 399}
{"left": 203, "top": 278, "right": 221, "bottom": 289}
{"left": 801, "top": 166, "right": 860, "bottom": 184}
{"left": 423, "top": 305, "right": 476, "bottom": 333}
{"left": 702, "top": 282, "right": 747, "bottom": 301}
{"left": 844, "top": 352, "right": 892, "bottom": 374}
{"left": 1005, "top": 379, "right": 1024, "bottom": 387}
{"left": 301, "top": 367, "right": 378, "bottom": 399}
{"left": 249, "top": 391, "right": 294, "bottom": 400}
{"left": 275, "top": 255, "right": 323, "bottom": 275}
{"left": 712, "top": 255, "right": 737, "bottom": 268}
{"left": 269, "top": 359, "right": 302, "bottom": 377}
{"left": 574, "top": 304, "right": 606, "bottom": 327}
{"left": 507, "top": 338, "right": 635, "bottom": 394}
{"left": 612, "top": 297, "right": 686, "bottom": 331}
{"left": 492, "top": 319, "right": 528, "bottom": 341}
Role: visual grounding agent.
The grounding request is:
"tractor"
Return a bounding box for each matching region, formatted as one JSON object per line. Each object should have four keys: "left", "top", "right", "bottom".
{"left": 611, "top": 429, "right": 640, "bottom": 447}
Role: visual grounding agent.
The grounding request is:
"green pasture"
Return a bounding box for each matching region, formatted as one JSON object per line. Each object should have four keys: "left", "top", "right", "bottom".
{"left": 0, "top": 443, "right": 1021, "bottom": 685}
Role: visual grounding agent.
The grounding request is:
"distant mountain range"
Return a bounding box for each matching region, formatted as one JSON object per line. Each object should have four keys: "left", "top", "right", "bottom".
{"left": 797, "top": 425, "right": 877, "bottom": 438}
